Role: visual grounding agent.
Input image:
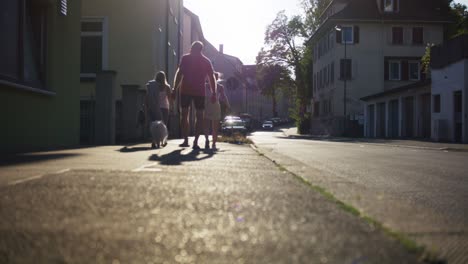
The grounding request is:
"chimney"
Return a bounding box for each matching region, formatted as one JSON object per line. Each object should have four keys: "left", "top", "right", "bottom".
{"left": 219, "top": 44, "right": 224, "bottom": 54}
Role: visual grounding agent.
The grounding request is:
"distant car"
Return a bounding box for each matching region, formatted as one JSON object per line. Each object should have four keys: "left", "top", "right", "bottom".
{"left": 221, "top": 118, "right": 247, "bottom": 136}
{"left": 224, "top": 115, "right": 242, "bottom": 122}
{"left": 271, "top": 117, "right": 281, "bottom": 126}
{"left": 262, "top": 120, "right": 274, "bottom": 130}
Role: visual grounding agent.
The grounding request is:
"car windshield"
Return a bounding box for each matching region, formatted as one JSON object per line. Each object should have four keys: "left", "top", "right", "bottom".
{"left": 264, "top": 121, "right": 273, "bottom": 124}
{"left": 225, "top": 120, "right": 244, "bottom": 126}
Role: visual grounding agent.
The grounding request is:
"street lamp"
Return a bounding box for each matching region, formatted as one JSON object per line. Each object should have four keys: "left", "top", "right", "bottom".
{"left": 335, "top": 25, "right": 347, "bottom": 136}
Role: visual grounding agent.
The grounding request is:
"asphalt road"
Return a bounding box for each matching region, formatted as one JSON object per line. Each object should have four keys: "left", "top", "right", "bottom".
{"left": 249, "top": 130, "right": 468, "bottom": 264}
{"left": 0, "top": 140, "right": 421, "bottom": 263}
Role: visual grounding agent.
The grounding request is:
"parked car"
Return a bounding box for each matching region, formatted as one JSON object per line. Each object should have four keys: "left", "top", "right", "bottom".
{"left": 239, "top": 113, "right": 253, "bottom": 131}
{"left": 223, "top": 115, "right": 242, "bottom": 122}
{"left": 221, "top": 118, "right": 247, "bottom": 136}
{"left": 262, "top": 120, "right": 274, "bottom": 130}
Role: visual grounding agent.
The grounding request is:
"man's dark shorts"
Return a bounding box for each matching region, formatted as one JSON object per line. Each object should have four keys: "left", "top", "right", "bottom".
{"left": 180, "top": 95, "right": 205, "bottom": 110}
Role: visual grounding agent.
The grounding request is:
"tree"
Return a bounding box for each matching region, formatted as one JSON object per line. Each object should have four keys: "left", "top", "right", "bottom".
{"left": 256, "top": 10, "right": 309, "bottom": 132}
{"left": 256, "top": 64, "right": 294, "bottom": 117}
{"left": 448, "top": 1, "right": 468, "bottom": 37}
{"left": 256, "top": 0, "right": 333, "bottom": 133}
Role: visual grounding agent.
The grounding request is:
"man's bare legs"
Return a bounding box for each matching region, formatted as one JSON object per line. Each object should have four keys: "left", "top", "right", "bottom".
{"left": 180, "top": 107, "right": 190, "bottom": 147}
{"left": 192, "top": 109, "right": 204, "bottom": 149}
{"left": 204, "top": 118, "right": 211, "bottom": 149}
{"left": 211, "top": 119, "right": 219, "bottom": 149}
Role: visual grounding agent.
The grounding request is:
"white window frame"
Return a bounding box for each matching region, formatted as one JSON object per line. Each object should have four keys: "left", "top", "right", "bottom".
{"left": 384, "top": 0, "right": 394, "bottom": 12}
{"left": 80, "top": 17, "right": 109, "bottom": 78}
{"left": 408, "top": 61, "right": 420, "bottom": 81}
{"left": 341, "top": 26, "right": 354, "bottom": 44}
{"left": 389, "top": 60, "right": 401, "bottom": 81}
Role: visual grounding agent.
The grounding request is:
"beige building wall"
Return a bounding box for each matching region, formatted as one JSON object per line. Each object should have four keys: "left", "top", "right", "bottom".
{"left": 81, "top": 0, "right": 182, "bottom": 99}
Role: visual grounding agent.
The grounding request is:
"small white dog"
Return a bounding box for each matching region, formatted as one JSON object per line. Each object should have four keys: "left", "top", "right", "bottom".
{"left": 150, "top": 120, "right": 168, "bottom": 148}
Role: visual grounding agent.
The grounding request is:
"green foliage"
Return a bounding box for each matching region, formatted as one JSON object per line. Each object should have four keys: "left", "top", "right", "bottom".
{"left": 448, "top": 1, "right": 468, "bottom": 37}
{"left": 256, "top": 0, "right": 332, "bottom": 133}
{"left": 257, "top": 64, "right": 294, "bottom": 117}
{"left": 421, "top": 43, "right": 435, "bottom": 76}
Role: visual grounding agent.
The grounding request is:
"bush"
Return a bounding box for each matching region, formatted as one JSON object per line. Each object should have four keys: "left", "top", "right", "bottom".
{"left": 297, "top": 116, "right": 311, "bottom": 135}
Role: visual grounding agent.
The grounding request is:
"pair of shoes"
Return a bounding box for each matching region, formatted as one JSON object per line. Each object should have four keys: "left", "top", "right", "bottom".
{"left": 192, "top": 145, "right": 201, "bottom": 150}
{"left": 151, "top": 143, "right": 156, "bottom": 149}
{"left": 212, "top": 143, "right": 217, "bottom": 150}
{"left": 205, "top": 141, "right": 210, "bottom": 149}
{"left": 179, "top": 142, "right": 189, "bottom": 147}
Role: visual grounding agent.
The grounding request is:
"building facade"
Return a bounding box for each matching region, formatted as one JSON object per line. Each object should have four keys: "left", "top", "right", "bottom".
{"left": 243, "top": 65, "right": 292, "bottom": 123}
{"left": 80, "top": 0, "right": 183, "bottom": 144}
{"left": 431, "top": 34, "right": 468, "bottom": 143}
{"left": 1, "top": 0, "right": 82, "bottom": 153}
{"left": 309, "top": 0, "right": 450, "bottom": 136}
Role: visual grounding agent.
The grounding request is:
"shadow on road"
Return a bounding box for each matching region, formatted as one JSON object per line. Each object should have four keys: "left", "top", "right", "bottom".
{"left": 149, "top": 148, "right": 215, "bottom": 165}
{"left": 0, "top": 153, "right": 82, "bottom": 167}
{"left": 118, "top": 146, "right": 153, "bottom": 152}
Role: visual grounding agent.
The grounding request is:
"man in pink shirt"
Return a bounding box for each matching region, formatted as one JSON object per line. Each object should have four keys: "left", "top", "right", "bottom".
{"left": 174, "top": 41, "right": 217, "bottom": 149}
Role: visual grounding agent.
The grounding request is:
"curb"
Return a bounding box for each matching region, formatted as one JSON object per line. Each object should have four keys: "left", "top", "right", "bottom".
{"left": 281, "top": 130, "right": 468, "bottom": 153}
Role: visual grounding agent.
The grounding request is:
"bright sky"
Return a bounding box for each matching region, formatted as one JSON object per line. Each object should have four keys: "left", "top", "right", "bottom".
{"left": 184, "top": 0, "right": 302, "bottom": 65}
{"left": 184, "top": 0, "right": 468, "bottom": 65}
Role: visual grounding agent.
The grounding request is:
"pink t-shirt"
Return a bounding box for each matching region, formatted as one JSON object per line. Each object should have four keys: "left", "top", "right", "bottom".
{"left": 179, "top": 53, "right": 214, "bottom": 96}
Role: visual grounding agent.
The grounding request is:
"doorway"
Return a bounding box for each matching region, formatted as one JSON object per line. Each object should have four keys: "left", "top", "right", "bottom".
{"left": 367, "top": 104, "right": 375, "bottom": 137}
{"left": 403, "top": 96, "right": 414, "bottom": 138}
{"left": 454, "top": 91, "right": 462, "bottom": 142}
{"left": 420, "top": 93, "right": 431, "bottom": 139}
{"left": 388, "top": 99, "right": 399, "bottom": 138}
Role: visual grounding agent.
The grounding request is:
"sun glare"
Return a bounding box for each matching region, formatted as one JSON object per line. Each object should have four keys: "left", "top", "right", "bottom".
{"left": 183, "top": 0, "right": 302, "bottom": 64}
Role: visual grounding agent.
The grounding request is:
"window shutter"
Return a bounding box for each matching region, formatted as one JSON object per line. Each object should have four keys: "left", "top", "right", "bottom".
{"left": 401, "top": 60, "right": 409, "bottom": 80}
{"left": 381, "top": 0, "right": 385, "bottom": 11}
{"left": 394, "top": 0, "right": 399, "bottom": 12}
{"left": 336, "top": 30, "right": 342, "bottom": 43}
{"left": 384, "top": 60, "right": 389, "bottom": 80}
{"left": 354, "top": 26, "right": 360, "bottom": 43}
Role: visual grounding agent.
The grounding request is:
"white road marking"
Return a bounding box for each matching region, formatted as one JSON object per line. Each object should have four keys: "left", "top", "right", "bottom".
{"left": 132, "top": 163, "right": 162, "bottom": 172}
{"left": 55, "top": 168, "right": 71, "bottom": 174}
{"left": 7, "top": 168, "right": 71, "bottom": 186}
{"left": 8, "top": 175, "right": 44, "bottom": 186}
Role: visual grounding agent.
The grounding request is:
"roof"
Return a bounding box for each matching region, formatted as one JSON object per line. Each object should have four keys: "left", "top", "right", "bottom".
{"left": 333, "top": 0, "right": 451, "bottom": 21}
{"left": 360, "top": 80, "right": 431, "bottom": 101}
{"left": 183, "top": 7, "right": 205, "bottom": 41}
{"left": 431, "top": 34, "right": 468, "bottom": 69}
{"left": 310, "top": 0, "right": 452, "bottom": 42}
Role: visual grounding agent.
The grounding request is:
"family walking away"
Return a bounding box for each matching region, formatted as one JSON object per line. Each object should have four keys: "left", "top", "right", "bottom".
{"left": 174, "top": 41, "right": 217, "bottom": 150}
{"left": 144, "top": 41, "right": 230, "bottom": 150}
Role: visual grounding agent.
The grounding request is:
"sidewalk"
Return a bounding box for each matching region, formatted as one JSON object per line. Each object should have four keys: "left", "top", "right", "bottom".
{"left": 281, "top": 127, "right": 468, "bottom": 152}
{"left": 0, "top": 138, "right": 421, "bottom": 263}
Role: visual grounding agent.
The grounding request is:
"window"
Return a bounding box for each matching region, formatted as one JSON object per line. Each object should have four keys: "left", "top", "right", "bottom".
{"left": 329, "top": 32, "right": 334, "bottom": 49}
{"left": 314, "top": 102, "right": 320, "bottom": 117}
{"left": 389, "top": 61, "right": 401, "bottom": 80}
{"left": 313, "top": 73, "right": 317, "bottom": 92}
{"left": 342, "top": 26, "right": 353, "bottom": 44}
{"left": 330, "top": 62, "right": 335, "bottom": 83}
{"left": 392, "top": 27, "right": 403, "bottom": 45}
{"left": 0, "top": 0, "right": 48, "bottom": 89}
{"left": 412, "top": 27, "right": 423, "bottom": 45}
{"left": 409, "top": 61, "right": 420, "bottom": 80}
{"left": 340, "top": 59, "right": 352, "bottom": 80}
{"left": 384, "top": 0, "right": 398, "bottom": 12}
{"left": 324, "top": 67, "right": 328, "bottom": 86}
{"left": 81, "top": 18, "right": 106, "bottom": 79}
{"left": 433, "top": 94, "right": 441, "bottom": 113}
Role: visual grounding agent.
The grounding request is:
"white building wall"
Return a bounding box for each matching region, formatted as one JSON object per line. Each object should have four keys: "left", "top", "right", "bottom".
{"left": 311, "top": 20, "right": 444, "bottom": 136}
{"left": 432, "top": 59, "right": 468, "bottom": 142}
